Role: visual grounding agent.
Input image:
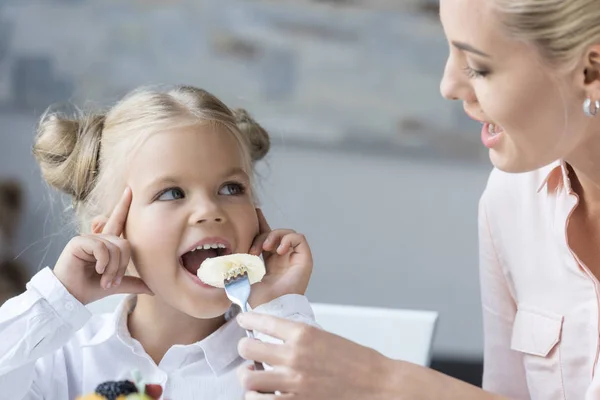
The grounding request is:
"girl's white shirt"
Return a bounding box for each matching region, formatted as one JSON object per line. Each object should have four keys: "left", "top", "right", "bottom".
{"left": 0, "top": 267, "right": 316, "bottom": 399}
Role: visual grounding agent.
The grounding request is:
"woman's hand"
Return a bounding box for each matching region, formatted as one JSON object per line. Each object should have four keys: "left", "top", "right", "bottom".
{"left": 236, "top": 313, "right": 395, "bottom": 400}
{"left": 236, "top": 313, "right": 506, "bottom": 400}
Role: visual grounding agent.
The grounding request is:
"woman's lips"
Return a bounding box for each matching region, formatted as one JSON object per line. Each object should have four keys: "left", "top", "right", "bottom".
{"left": 463, "top": 110, "right": 504, "bottom": 149}
{"left": 481, "top": 123, "right": 503, "bottom": 149}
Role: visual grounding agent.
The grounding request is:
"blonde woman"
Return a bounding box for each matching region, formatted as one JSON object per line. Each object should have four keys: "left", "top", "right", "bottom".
{"left": 236, "top": 0, "right": 600, "bottom": 399}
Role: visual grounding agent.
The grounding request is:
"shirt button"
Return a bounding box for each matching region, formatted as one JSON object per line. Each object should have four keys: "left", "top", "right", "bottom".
{"left": 65, "top": 301, "right": 75, "bottom": 311}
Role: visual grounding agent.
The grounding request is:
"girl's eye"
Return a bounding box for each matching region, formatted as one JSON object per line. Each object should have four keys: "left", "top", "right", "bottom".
{"left": 463, "top": 65, "right": 490, "bottom": 79}
{"left": 157, "top": 187, "right": 185, "bottom": 201}
{"left": 219, "top": 182, "right": 246, "bottom": 196}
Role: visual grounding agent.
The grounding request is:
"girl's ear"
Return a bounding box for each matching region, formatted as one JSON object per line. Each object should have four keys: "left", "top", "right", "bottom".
{"left": 90, "top": 215, "right": 108, "bottom": 234}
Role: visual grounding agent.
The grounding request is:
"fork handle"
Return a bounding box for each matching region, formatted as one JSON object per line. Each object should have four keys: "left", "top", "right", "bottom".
{"left": 241, "top": 303, "right": 266, "bottom": 371}
{"left": 246, "top": 330, "right": 265, "bottom": 371}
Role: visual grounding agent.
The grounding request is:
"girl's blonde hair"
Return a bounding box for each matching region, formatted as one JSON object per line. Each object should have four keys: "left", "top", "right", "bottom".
{"left": 32, "top": 85, "right": 270, "bottom": 232}
{"left": 493, "top": 0, "right": 600, "bottom": 70}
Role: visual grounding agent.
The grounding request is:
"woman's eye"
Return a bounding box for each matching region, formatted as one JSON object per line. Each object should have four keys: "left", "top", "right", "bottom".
{"left": 157, "top": 188, "right": 185, "bottom": 201}
{"left": 219, "top": 183, "right": 246, "bottom": 196}
{"left": 463, "top": 65, "right": 490, "bottom": 79}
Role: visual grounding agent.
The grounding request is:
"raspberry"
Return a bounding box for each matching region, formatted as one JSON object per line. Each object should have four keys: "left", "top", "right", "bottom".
{"left": 95, "top": 380, "right": 138, "bottom": 400}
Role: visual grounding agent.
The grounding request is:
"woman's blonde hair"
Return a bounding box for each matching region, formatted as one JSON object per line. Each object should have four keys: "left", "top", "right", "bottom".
{"left": 493, "top": 0, "right": 600, "bottom": 70}
{"left": 32, "top": 85, "right": 270, "bottom": 232}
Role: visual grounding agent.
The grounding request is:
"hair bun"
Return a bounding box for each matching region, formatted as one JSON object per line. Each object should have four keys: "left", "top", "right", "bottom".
{"left": 33, "top": 113, "right": 105, "bottom": 202}
{"left": 232, "top": 108, "right": 270, "bottom": 162}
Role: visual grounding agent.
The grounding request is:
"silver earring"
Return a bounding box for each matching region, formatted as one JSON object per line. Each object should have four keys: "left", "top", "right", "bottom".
{"left": 584, "top": 98, "right": 600, "bottom": 117}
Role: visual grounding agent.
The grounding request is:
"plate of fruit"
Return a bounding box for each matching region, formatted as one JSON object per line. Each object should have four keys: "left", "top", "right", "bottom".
{"left": 77, "top": 371, "right": 164, "bottom": 400}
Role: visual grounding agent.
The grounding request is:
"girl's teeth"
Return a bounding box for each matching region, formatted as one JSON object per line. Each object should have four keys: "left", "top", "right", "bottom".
{"left": 192, "top": 243, "right": 227, "bottom": 251}
{"left": 489, "top": 124, "right": 499, "bottom": 135}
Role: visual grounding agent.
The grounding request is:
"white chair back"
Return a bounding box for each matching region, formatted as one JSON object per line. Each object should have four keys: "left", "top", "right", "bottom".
{"left": 311, "top": 303, "right": 438, "bottom": 366}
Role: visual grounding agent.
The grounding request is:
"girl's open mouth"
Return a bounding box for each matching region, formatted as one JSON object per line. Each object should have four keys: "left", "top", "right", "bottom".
{"left": 180, "top": 243, "right": 232, "bottom": 276}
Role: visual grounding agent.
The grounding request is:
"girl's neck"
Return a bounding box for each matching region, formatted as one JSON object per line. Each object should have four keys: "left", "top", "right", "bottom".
{"left": 127, "top": 294, "right": 226, "bottom": 365}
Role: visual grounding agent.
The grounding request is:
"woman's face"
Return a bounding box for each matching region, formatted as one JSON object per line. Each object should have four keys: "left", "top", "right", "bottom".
{"left": 439, "top": 0, "right": 593, "bottom": 173}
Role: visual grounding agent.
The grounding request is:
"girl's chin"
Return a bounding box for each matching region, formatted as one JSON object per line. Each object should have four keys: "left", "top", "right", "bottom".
{"left": 182, "top": 303, "right": 232, "bottom": 320}
{"left": 175, "top": 289, "right": 232, "bottom": 319}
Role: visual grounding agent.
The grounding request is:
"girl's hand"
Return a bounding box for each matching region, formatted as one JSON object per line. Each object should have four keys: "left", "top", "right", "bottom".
{"left": 247, "top": 209, "right": 313, "bottom": 308}
{"left": 53, "top": 188, "right": 152, "bottom": 305}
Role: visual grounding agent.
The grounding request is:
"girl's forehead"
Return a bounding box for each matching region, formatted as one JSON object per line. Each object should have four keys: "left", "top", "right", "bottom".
{"left": 127, "top": 125, "right": 249, "bottom": 182}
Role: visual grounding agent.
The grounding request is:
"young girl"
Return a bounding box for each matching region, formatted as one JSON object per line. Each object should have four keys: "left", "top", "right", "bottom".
{"left": 0, "top": 85, "right": 315, "bottom": 399}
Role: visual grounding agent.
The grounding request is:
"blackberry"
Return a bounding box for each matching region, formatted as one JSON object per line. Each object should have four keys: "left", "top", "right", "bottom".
{"left": 95, "top": 380, "right": 138, "bottom": 400}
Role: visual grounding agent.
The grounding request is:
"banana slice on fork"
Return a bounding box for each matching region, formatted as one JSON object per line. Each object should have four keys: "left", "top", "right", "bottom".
{"left": 197, "top": 253, "right": 266, "bottom": 288}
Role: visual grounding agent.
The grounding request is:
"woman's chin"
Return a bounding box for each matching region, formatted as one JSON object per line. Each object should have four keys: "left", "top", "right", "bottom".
{"left": 489, "top": 151, "right": 524, "bottom": 173}
{"left": 489, "top": 147, "right": 556, "bottom": 174}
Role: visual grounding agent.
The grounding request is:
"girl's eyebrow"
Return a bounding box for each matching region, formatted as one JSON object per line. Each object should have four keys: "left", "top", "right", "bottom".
{"left": 145, "top": 176, "right": 179, "bottom": 190}
{"left": 222, "top": 167, "right": 249, "bottom": 179}
{"left": 146, "top": 168, "right": 249, "bottom": 189}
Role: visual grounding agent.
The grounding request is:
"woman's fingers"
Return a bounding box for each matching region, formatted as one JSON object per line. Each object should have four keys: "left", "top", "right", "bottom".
{"left": 238, "top": 337, "right": 291, "bottom": 366}
{"left": 238, "top": 364, "right": 297, "bottom": 394}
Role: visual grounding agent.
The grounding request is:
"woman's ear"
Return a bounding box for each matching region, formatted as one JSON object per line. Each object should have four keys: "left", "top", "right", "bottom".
{"left": 583, "top": 44, "right": 600, "bottom": 99}
{"left": 90, "top": 215, "right": 108, "bottom": 234}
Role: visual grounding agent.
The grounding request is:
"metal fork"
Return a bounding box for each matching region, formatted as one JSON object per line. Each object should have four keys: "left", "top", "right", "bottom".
{"left": 224, "top": 267, "right": 265, "bottom": 371}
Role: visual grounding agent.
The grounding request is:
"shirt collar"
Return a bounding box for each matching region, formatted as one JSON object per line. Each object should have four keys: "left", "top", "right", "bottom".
{"left": 82, "top": 295, "right": 245, "bottom": 375}
{"left": 198, "top": 316, "right": 246, "bottom": 374}
{"left": 537, "top": 160, "right": 573, "bottom": 194}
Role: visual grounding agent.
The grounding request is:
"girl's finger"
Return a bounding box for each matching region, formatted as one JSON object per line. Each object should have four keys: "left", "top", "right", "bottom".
{"left": 100, "top": 235, "right": 131, "bottom": 287}
{"left": 250, "top": 232, "right": 270, "bottom": 256}
{"left": 110, "top": 276, "right": 153, "bottom": 296}
{"left": 73, "top": 236, "right": 110, "bottom": 274}
{"left": 256, "top": 208, "right": 272, "bottom": 235}
{"left": 102, "top": 187, "right": 133, "bottom": 237}
{"left": 263, "top": 229, "right": 296, "bottom": 252}
{"left": 277, "top": 233, "right": 309, "bottom": 256}
{"left": 96, "top": 239, "right": 121, "bottom": 290}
